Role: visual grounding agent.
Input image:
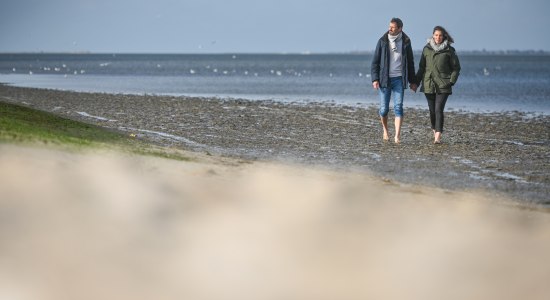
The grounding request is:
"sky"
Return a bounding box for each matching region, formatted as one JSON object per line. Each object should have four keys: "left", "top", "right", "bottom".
{"left": 1, "top": 0, "right": 549, "bottom": 53}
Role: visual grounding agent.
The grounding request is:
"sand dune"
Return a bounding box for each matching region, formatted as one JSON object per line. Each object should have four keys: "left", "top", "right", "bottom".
{"left": 0, "top": 144, "right": 549, "bottom": 300}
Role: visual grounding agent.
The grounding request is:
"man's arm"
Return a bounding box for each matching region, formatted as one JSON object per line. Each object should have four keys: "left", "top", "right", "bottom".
{"left": 406, "top": 42, "right": 416, "bottom": 85}
{"left": 371, "top": 39, "right": 382, "bottom": 89}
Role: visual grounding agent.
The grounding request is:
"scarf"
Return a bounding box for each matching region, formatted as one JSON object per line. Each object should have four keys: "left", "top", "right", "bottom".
{"left": 388, "top": 32, "right": 402, "bottom": 52}
{"left": 428, "top": 38, "right": 449, "bottom": 52}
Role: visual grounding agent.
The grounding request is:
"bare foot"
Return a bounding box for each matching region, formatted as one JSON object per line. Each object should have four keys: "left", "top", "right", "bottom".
{"left": 383, "top": 132, "right": 389, "bottom": 141}
{"left": 434, "top": 131, "right": 442, "bottom": 144}
{"left": 394, "top": 136, "right": 400, "bottom": 144}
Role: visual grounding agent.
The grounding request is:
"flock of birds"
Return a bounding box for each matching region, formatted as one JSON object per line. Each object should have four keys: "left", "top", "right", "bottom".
{"left": 16, "top": 61, "right": 495, "bottom": 78}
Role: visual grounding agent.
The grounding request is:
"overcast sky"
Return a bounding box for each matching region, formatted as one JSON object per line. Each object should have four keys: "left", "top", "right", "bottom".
{"left": 1, "top": 0, "right": 549, "bottom": 53}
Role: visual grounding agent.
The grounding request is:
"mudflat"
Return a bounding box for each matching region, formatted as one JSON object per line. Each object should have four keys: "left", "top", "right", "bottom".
{"left": 1, "top": 84, "right": 548, "bottom": 206}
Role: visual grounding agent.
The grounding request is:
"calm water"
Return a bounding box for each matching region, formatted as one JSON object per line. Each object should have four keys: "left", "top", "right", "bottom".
{"left": 1, "top": 53, "right": 549, "bottom": 114}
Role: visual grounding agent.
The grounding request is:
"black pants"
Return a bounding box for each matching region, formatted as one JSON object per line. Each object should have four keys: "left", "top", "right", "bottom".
{"left": 425, "top": 93, "right": 450, "bottom": 133}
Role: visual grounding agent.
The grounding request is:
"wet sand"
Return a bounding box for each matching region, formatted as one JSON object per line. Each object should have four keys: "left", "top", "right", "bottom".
{"left": 0, "top": 84, "right": 549, "bottom": 206}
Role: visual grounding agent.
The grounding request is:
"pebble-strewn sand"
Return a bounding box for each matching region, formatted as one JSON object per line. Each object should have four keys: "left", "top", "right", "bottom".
{"left": 1, "top": 84, "right": 549, "bottom": 206}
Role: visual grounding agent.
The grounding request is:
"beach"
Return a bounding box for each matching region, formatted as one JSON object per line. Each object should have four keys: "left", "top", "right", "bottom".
{"left": 1, "top": 84, "right": 548, "bottom": 206}
{"left": 2, "top": 0, "right": 550, "bottom": 297}
{"left": 1, "top": 84, "right": 550, "bottom": 299}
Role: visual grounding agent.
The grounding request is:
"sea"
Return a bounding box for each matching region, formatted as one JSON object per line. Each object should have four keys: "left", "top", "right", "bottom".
{"left": 1, "top": 53, "right": 549, "bottom": 114}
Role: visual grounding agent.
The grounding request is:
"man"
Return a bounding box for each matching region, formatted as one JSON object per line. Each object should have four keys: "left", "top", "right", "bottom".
{"left": 371, "top": 17, "right": 417, "bottom": 144}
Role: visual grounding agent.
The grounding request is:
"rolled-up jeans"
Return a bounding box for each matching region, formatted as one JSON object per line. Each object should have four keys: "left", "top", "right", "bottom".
{"left": 378, "top": 76, "right": 404, "bottom": 117}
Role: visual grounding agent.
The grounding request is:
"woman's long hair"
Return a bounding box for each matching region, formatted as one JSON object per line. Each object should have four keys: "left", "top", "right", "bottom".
{"left": 433, "top": 26, "right": 454, "bottom": 43}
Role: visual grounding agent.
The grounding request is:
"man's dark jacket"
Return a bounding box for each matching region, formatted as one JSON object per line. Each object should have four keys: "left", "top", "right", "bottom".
{"left": 371, "top": 32, "right": 416, "bottom": 88}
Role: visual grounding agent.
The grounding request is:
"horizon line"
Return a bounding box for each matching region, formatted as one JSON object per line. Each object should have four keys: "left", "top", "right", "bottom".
{"left": 1, "top": 49, "right": 549, "bottom": 55}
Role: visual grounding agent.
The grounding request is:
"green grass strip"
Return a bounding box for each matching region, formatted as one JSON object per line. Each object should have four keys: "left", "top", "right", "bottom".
{"left": 0, "top": 101, "right": 189, "bottom": 161}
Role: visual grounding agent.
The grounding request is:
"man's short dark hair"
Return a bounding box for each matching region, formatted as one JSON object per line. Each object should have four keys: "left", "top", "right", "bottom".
{"left": 390, "top": 17, "right": 403, "bottom": 28}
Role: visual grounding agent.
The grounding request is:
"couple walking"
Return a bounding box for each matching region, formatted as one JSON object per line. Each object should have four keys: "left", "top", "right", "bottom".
{"left": 371, "top": 17, "right": 461, "bottom": 144}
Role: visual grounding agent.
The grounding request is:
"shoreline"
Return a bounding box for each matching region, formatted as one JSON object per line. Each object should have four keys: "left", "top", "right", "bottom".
{"left": 2, "top": 74, "right": 549, "bottom": 117}
{"left": 1, "top": 84, "right": 549, "bottom": 206}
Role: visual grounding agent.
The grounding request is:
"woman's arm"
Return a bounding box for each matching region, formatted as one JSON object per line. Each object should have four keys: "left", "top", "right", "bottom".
{"left": 416, "top": 48, "right": 426, "bottom": 85}
{"left": 450, "top": 48, "right": 461, "bottom": 85}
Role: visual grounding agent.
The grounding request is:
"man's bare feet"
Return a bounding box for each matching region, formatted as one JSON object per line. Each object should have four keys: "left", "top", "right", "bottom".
{"left": 381, "top": 116, "right": 389, "bottom": 141}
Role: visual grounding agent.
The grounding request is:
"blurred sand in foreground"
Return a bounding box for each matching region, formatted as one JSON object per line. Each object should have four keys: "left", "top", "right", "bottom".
{"left": 1, "top": 144, "right": 549, "bottom": 300}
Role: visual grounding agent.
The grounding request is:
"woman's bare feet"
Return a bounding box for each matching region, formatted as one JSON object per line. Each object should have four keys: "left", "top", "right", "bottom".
{"left": 383, "top": 131, "right": 389, "bottom": 141}
{"left": 394, "top": 135, "right": 400, "bottom": 144}
{"left": 434, "top": 131, "right": 442, "bottom": 144}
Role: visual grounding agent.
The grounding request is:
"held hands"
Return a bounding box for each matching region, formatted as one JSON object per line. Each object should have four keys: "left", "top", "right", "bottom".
{"left": 373, "top": 81, "right": 418, "bottom": 92}
{"left": 374, "top": 81, "right": 418, "bottom": 92}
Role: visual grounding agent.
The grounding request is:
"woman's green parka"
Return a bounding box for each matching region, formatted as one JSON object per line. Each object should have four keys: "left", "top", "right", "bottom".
{"left": 416, "top": 43, "right": 461, "bottom": 94}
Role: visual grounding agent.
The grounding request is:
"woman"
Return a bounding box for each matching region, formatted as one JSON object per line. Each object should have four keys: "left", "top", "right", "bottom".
{"left": 416, "top": 26, "right": 461, "bottom": 144}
